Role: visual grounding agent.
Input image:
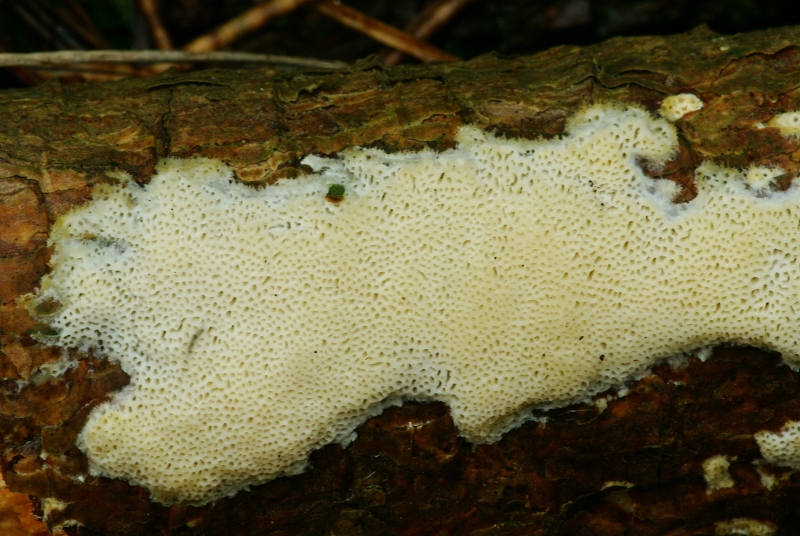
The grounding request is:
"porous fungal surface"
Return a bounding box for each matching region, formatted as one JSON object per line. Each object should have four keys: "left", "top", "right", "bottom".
{"left": 28, "top": 104, "right": 800, "bottom": 505}
{"left": 755, "top": 421, "right": 800, "bottom": 469}
{"left": 702, "top": 455, "right": 735, "bottom": 493}
{"left": 659, "top": 93, "right": 704, "bottom": 121}
{"left": 768, "top": 111, "right": 800, "bottom": 138}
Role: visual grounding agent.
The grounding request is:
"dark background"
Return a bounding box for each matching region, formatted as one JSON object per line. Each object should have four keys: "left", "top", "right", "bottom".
{"left": 2, "top": 0, "right": 800, "bottom": 90}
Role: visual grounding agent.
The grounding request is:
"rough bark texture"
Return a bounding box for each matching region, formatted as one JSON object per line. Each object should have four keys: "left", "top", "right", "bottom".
{"left": 3, "top": 24, "right": 800, "bottom": 535}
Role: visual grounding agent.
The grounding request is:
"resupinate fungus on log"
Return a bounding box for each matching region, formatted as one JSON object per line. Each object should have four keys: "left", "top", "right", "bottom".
{"left": 21, "top": 98, "right": 800, "bottom": 506}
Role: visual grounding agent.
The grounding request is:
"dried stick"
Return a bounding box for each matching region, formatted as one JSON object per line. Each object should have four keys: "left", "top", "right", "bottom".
{"left": 137, "top": 0, "right": 174, "bottom": 50}
{"left": 315, "top": 0, "right": 459, "bottom": 63}
{"left": 382, "top": 0, "right": 472, "bottom": 65}
{"left": 0, "top": 50, "right": 346, "bottom": 70}
{"left": 183, "top": 0, "right": 313, "bottom": 52}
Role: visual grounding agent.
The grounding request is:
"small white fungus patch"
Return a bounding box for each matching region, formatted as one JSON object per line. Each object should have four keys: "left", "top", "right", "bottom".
{"left": 28, "top": 104, "right": 800, "bottom": 505}
{"left": 659, "top": 93, "right": 704, "bottom": 121}
{"left": 755, "top": 421, "right": 800, "bottom": 469}
{"left": 752, "top": 461, "right": 778, "bottom": 490}
{"left": 714, "top": 518, "right": 776, "bottom": 536}
{"left": 702, "top": 454, "right": 735, "bottom": 493}
{"left": 768, "top": 111, "right": 800, "bottom": 138}
{"left": 40, "top": 497, "right": 77, "bottom": 534}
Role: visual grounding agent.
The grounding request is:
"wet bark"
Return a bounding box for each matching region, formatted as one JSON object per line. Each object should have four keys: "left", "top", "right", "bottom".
{"left": 3, "top": 24, "right": 800, "bottom": 535}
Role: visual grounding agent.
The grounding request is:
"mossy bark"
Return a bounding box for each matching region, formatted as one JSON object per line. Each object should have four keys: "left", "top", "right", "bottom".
{"left": 3, "top": 24, "right": 800, "bottom": 535}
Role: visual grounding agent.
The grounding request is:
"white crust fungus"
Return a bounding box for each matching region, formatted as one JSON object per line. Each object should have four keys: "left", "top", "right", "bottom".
{"left": 714, "top": 518, "right": 776, "bottom": 536}
{"left": 768, "top": 111, "right": 800, "bottom": 138}
{"left": 40, "top": 498, "right": 76, "bottom": 534}
{"left": 27, "top": 103, "right": 800, "bottom": 505}
{"left": 659, "top": 93, "right": 704, "bottom": 121}
{"left": 757, "top": 468, "right": 776, "bottom": 490}
{"left": 702, "top": 454, "right": 735, "bottom": 493}
{"left": 755, "top": 421, "right": 800, "bottom": 470}
{"left": 744, "top": 166, "right": 787, "bottom": 196}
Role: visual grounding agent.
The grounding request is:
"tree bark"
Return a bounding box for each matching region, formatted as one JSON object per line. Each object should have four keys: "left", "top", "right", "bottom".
{"left": 3, "top": 24, "right": 800, "bottom": 535}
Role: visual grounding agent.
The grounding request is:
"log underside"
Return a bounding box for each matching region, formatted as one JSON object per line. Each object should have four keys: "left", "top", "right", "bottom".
{"left": 2, "top": 24, "right": 800, "bottom": 535}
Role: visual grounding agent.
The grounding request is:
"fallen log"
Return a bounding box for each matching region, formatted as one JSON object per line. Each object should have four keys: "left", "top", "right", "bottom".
{"left": 3, "top": 24, "right": 800, "bottom": 535}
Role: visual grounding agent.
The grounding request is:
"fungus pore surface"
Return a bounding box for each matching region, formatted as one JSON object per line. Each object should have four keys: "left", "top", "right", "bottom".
{"left": 28, "top": 104, "right": 800, "bottom": 505}
{"left": 659, "top": 93, "right": 704, "bottom": 121}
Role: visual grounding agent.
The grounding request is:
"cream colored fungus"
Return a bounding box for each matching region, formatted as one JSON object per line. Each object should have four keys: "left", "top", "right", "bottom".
{"left": 28, "top": 104, "right": 800, "bottom": 505}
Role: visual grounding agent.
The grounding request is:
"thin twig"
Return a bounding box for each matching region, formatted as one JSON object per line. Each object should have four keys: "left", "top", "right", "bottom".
{"left": 137, "top": 0, "right": 174, "bottom": 50}
{"left": 316, "top": 0, "right": 458, "bottom": 63}
{"left": 183, "top": 0, "right": 313, "bottom": 52}
{"left": 382, "top": 0, "right": 472, "bottom": 66}
{"left": 0, "top": 50, "right": 346, "bottom": 69}
{"left": 4, "top": 2, "right": 150, "bottom": 84}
